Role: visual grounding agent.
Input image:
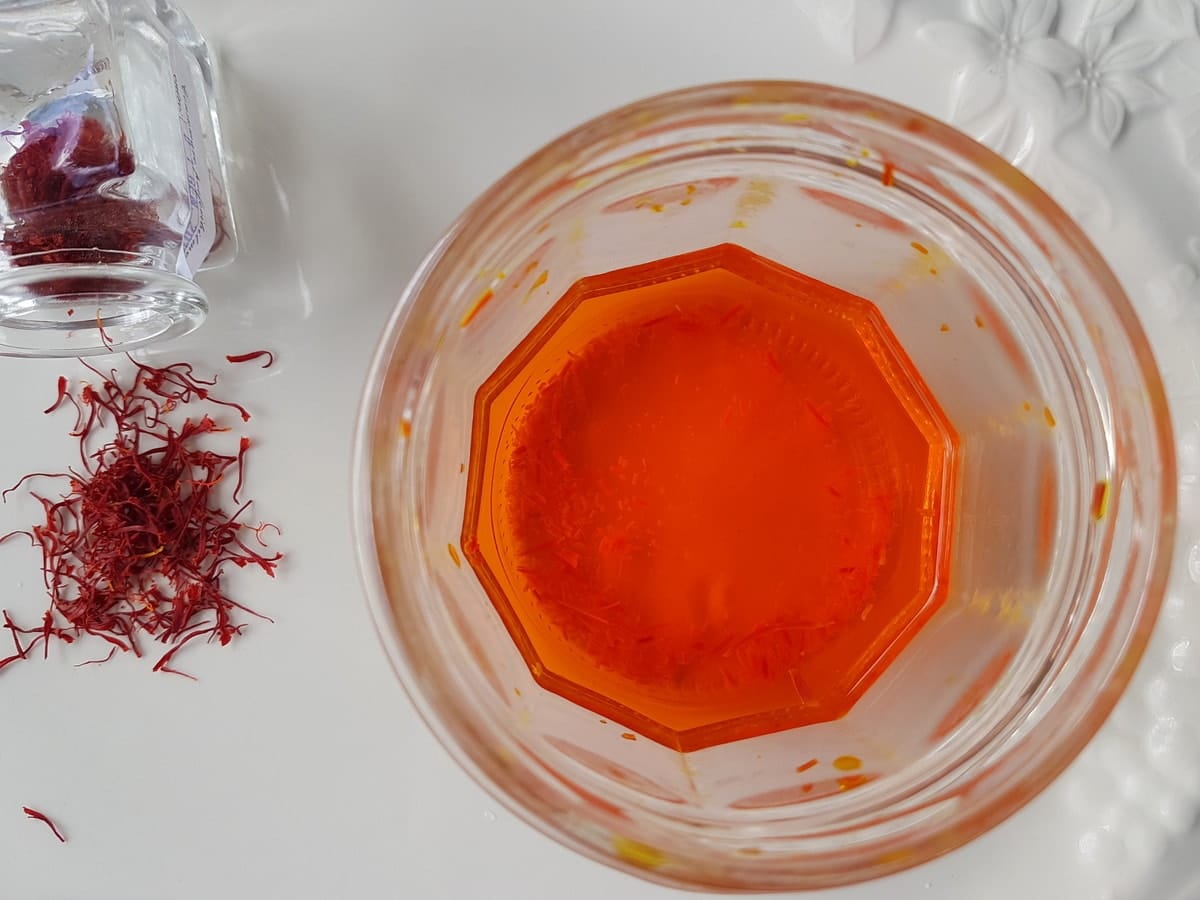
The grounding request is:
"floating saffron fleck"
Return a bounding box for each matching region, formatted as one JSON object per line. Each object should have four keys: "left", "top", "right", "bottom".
{"left": 910, "top": 241, "right": 928, "bottom": 255}
{"left": 0, "top": 355, "right": 281, "bottom": 679}
{"left": 939, "top": 323, "right": 950, "bottom": 333}
{"left": 22, "top": 806, "right": 66, "bottom": 843}
{"left": 1043, "top": 406, "right": 1057, "bottom": 428}
{"left": 1091, "top": 480, "right": 1110, "bottom": 521}
{"left": 448, "top": 543, "right": 462, "bottom": 567}
{"left": 881, "top": 161, "right": 896, "bottom": 186}
{"left": 795, "top": 758, "right": 818, "bottom": 773}
{"left": 974, "top": 314, "right": 985, "bottom": 329}
{"left": 225, "top": 350, "right": 275, "bottom": 369}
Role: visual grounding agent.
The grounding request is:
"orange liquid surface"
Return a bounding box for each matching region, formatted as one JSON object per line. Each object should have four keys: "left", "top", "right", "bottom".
{"left": 464, "top": 245, "right": 956, "bottom": 750}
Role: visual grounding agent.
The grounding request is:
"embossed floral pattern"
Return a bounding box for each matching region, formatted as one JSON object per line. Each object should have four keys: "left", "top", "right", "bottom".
{"left": 1159, "top": 39, "right": 1200, "bottom": 164}
{"left": 1150, "top": 0, "right": 1200, "bottom": 31}
{"left": 919, "top": 0, "right": 1079, "bottom": 125}
{"left": 905, "top": 0, "right": 1200, "bottom": 225}
{"left": 796, "top": 0, "right": 896, "bottom": 60}
{"left": 1063, "top": 18, "right": 1164, "bottom": 144}
{"left": 918, "top": 0, "right": 1190, "bottom": 167}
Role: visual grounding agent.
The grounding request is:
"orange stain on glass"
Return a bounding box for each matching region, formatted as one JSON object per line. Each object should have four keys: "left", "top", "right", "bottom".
{"left": 613, "top": 836, "right": 666, "bottom": 869}
{"left": 512, "top": 259, "right": 541, "bottom": 289}
{"left": 460, "top": 289, "right": 495, "bottom": 328}
{"left": 1091, "top": 480, "right": 1110, "bottom": 521}
{"left": 833, "top": 755, "right": 862, "bottom": 771}
{"left": 605, "top": 178, "right": 736, "bottom": 213}
{"left": 801, "top": 187, "right": 906, "bottom": 232}
{"left": 463, "top": 244, "right": 958, "bottom": 750}
{"left": 931, "top": 647, "right": 1016, "bottom": 740}
{"left": 523, "top": 270, "right": 549, "bottom": 303}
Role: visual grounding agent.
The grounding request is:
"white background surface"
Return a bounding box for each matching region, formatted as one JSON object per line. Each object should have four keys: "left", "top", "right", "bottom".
{"left": 2, "top": 1, "right": 1198, "bottom": 897}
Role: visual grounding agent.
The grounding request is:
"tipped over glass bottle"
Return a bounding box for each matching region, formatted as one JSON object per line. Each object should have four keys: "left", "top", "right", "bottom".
{"left": 0, "top": 0, "right": 237, "bottom": 357}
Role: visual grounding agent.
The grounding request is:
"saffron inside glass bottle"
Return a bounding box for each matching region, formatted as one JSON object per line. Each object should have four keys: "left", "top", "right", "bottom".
{"left": 0, "top": 0, "right": 237, "bottom": 357}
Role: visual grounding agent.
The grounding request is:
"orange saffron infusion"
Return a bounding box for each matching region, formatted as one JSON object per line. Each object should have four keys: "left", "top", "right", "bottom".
{"left": 464, "top": 244, "right": 957, "bottom": 750}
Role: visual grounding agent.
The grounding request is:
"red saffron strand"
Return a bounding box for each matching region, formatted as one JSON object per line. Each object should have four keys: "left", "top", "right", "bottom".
{"left": 225, "top": 350, "right": 275, "bottom": 369}
{"left": 75, "top": 646, "right": 116, "bottom": 667}
{"left": 43, "top": 377, "right": 69, "bottom": 415}
{"left": 0, "top": 355, "right": 281, "bottom": 678}
{"left": 233, "top": 437, "right": 250, "bottom": 503}
{"left": 22, "top": 807, "right": 66, "bottom": 843}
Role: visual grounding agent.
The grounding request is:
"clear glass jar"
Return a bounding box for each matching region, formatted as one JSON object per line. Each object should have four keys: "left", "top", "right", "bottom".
{"left": 0, "top": 0, "right": 236, "bottom": 357}
{"left": 354, "top": 82, "right": 1175, "bottom": 890}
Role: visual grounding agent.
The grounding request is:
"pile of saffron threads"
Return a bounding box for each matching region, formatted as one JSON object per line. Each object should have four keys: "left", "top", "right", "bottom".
{"left": 0, "top": 353, "right": 281, "bottom": 679}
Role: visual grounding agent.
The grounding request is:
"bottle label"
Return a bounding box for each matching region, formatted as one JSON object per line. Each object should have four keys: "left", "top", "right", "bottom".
{"left": 167, "top": 42, "right": 215, "bottom": 279}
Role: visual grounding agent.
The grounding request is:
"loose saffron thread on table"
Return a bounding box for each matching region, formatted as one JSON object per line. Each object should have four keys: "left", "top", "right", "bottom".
{"left": 0, "top": 356, "right": 281, "bottom": 679}
{"left": 225, "top": 350, "right": 276, "bottom": 369}
{"left": 22, "top": 807, "right": 66, "bottom": 843}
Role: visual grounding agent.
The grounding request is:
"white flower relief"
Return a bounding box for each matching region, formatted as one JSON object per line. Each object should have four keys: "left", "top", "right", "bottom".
{"left": 1062, "top": 15, "right": 1165, "bottom": 145}
{"left": 1159, "top": 38, "right": 1200, "bottom": 165}
{"left": 919, "top": 0, "right": 1080, "bottom": 127}
{"left": 1149, "top": 0, "right": 1200, "bottom": 31}
{"left": 797, "top": 0, "right": 896, "bottom": 61}
{"left": 917, "top": 0, "right": 1186, "bottom": 220}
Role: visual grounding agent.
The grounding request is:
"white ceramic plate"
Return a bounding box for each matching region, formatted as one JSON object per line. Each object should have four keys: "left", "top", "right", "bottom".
{"left": 1, "top": 1, "right": 1197, "bottom": 897}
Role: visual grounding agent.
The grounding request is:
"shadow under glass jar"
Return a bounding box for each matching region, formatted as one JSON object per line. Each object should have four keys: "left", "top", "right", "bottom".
{"left": 355, "top": 82, "right": 1175, "bottom": 890}
{"left": 0, "top": 0, "right": 237, "bottom": 357}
